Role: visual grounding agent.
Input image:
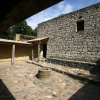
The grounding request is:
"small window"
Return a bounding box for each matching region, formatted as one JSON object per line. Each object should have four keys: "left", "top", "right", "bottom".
{"left": 77, "top": 20, "right": 84, "bottom": 31}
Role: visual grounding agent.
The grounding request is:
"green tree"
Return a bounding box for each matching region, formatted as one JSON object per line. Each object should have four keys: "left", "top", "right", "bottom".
{"left": 12, "top": 20, "right": 37, "bottom": 36}
{"left": 12, "top": 21, "right": 29, "bottom": 34}
{"left": 0, "top": 27, "right": 15, "bottom": 39}
{"left": 0, "top": 20, "right": 37, "bottom": 39}
{"left": 33, "top": 28, "right": 37, "bottom": 36}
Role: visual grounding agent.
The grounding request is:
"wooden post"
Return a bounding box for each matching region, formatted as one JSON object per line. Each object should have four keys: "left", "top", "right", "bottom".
{"left": 11, "top": 44, "right": 15, "bottom": 65}
{"left": 32, "top": 45, "right": 34, "bottom": 61}
{"left": 38, "top": 41, "right": 41, "bottom": 62}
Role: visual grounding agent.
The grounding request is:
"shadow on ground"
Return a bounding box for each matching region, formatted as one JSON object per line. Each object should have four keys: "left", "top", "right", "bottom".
{"left": 28, "top": 60, "right": 100, "bottom": 100}
{"left": 90, "top": 58, "right": 100, "bottom": 75}
{"left": 0, "top": 79, "right": 15, "bottom": 100}
{"left": 68, "top": 80, "right": 100, "bottom": 100}
{"left": 68, "top": 59, "right": 100, "bottom": 100}
{"left": 51, "top": 64, "right": 100, "bottom": 100}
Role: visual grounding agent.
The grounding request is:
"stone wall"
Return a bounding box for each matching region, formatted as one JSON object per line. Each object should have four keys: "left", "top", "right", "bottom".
{"left": 37, "top": 3, "right": 100, "bottom": 64}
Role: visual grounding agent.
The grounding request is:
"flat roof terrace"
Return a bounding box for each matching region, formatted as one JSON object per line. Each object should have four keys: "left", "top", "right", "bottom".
{"left": 0, "top": 61, "right": 100, "bottom": 100}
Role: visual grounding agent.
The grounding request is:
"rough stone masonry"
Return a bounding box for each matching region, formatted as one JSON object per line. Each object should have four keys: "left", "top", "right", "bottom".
{"left": 37, "top": 2, "right": 100, "bottom": 69}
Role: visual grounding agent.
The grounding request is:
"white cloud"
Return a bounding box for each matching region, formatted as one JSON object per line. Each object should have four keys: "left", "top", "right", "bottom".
{"left": 56, "top": 1, "right": 73, "bottom": 14}
{"left": 62, "top": 3, "right": 73, "bottom": 14}
{"left": 26, "top": 1, "right": 73, "bottom": 29}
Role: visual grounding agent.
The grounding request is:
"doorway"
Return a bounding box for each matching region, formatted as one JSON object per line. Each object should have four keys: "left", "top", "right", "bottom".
{"left": 43, "top": 44, "right": 47, "bottom": 58}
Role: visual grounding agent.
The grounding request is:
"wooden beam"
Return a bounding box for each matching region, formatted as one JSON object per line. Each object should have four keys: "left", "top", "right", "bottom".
{"left": 38, "top": 41, "right": 41, "bottom": 62}
{"left": 32, "top": 45, "right": 34, "bottom": 61}
{"left": 11, "top": 44, "right": 15, "bottom": 65}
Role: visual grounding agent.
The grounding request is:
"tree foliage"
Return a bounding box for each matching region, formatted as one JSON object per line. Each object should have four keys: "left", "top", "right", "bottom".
{"left": 0, "top": 20, "right": 37, "bottom": 40}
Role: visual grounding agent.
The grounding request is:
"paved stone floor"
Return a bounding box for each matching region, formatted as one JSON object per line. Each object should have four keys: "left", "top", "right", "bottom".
{"left": 0, "top": 61, "right": 100, "bottom": 100}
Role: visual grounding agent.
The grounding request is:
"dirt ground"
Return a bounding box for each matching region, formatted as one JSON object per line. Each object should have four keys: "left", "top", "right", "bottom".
{"left": 0, "top": 61, "right": 100, "bottom": 100}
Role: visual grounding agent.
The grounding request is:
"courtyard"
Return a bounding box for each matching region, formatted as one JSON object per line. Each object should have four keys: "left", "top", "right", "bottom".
{"left": 0, "top": 61, "right": 100, "bottom": 100}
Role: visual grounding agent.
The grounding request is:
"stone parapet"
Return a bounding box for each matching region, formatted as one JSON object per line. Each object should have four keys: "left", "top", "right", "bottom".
{"left": 47, "top": 58, "right": 97, "bottom": 70}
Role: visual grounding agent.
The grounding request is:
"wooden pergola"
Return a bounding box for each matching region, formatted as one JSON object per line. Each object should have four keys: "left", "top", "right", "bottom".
{"left": 0, "top": 39, "right": 32, "bottom": 65}
{"left": 27, "top": 37, "right": 49, "bottom": 62}
{"left": 0, "top": 37, "right": 49, "bottom": 64}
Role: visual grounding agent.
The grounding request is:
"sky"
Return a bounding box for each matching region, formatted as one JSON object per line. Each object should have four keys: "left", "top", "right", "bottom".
{"left": 26, "top": 0, "right": 100, "bottom": 29}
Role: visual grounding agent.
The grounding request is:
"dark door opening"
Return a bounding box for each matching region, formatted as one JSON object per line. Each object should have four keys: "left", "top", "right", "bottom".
{"left": 77, "top": 20, "right": 84, "bottom": 31}
{"left": 43, "top": 44, "right": 47, "bottom": 58}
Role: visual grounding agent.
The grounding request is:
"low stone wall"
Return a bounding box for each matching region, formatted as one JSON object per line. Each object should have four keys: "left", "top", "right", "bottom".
{"left": 47, "top": 58, "right": 97, "bottom": 70}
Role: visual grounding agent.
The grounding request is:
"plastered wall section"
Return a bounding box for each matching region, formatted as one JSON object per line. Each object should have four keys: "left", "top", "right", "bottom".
{"left": 0, "top": 44, "right": 33, "bottom": 62}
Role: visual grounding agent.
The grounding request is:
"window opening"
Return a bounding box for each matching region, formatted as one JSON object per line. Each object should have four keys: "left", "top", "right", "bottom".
{"left": 77, "top": 20, "right": 84, "bottom": 31}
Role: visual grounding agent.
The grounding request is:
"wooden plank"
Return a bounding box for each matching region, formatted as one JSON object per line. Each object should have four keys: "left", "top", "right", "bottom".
{"left": 11, "top": 44, "right": 15, "bottom": 65}
{"left": 0, "top": 39, "right": 32, "bottom": 45}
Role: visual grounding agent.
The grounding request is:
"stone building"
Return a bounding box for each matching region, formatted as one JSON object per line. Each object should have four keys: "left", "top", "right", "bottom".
{"left": 37, "top": 2, "right": 100, "bottom": 69}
